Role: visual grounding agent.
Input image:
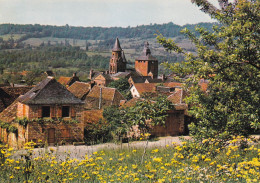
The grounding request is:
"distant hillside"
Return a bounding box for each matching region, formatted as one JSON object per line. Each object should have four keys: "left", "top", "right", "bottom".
{"left": 0, "top": 22, "right": 216, "bottom": 41}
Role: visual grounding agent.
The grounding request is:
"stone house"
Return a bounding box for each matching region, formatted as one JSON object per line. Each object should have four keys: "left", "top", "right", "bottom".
{"left": 92, "top": 73, "right": 113, "bottom": 87}
{"left": 0, "top": 77, "right": 84, "bottom": 148}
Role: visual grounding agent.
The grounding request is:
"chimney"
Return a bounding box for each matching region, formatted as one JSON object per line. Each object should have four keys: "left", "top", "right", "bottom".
{"left": 73, "top": 72, "right": 77, "bottom": 77}
{"left": 99, "top": 87, "right": 102, "bottom": 109}
{"left": 105, "top": 70, "right": 109, "bottom": 74}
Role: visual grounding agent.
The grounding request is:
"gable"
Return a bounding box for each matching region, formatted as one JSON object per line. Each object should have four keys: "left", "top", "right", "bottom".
{"left": 19, "top": 77, "right": 84, "bottom": 105}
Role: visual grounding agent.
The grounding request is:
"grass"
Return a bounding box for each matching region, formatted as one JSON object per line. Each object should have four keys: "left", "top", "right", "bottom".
{"left": 0, "top": 136, "right": 259, "bottom": 182}
{"left": 0, "top": 34, "right": 25, "bottom": 41}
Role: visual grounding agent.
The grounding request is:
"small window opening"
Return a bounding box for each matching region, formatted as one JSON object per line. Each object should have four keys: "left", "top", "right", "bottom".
{"left": 42, "top": 106, "right": 50, "bottom": 117}
{"left": 62, "top": 106, "right": 70, "bottom": 117}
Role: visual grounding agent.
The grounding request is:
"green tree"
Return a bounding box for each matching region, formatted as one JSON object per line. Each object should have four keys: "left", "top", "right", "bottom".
{"left": 157, "top": 0, "right": 259, "bottom": 142}
{"left": 108, "top": 78, "right": 132, "bottom": 100}
{"left": 125, "top": 95, "right": 173, "bottom": 133}
{"left": 103, "top": 105, "right": 129, "bottom": 141}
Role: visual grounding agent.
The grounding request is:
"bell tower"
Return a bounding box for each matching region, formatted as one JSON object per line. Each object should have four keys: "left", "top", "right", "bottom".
{"left": 109, "top": 38, "right": 127, "bottom": 74}
{"left": 135, "top": 42, "right": 158, "bottom": 78}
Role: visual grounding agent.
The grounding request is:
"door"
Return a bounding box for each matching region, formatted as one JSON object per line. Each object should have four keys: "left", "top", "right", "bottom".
{"left": 48, "top": 128, "right": 55, "bottom": 144}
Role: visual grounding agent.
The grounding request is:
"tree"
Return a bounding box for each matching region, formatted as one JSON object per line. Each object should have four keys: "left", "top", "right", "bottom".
{"left": 157, "top": 0, "right": 259, "bottom": 142}
{"left": 125, "top": 95, "right": 174, "bottom": 133}
{"left": 107, "top": 78, "right": 132, "bottom": 100}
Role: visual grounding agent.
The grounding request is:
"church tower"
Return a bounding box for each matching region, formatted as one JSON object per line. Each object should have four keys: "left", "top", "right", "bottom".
{"left": 109, "top": 38, "right": 127, "bottom": 74}
{"left": 135, "top": 42, "right": 158, "bottom": 78}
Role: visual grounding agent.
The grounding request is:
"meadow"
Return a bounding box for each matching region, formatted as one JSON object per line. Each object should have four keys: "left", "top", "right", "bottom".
{"left": 0, "top": 135, "right": 259, "bottom": 182}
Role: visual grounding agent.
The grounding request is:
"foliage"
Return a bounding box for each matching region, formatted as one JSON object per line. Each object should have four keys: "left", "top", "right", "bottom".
{"left": 0, "top": 136, "right": 259, "bottom": 182}
{"left": 14, "top": 117, "right": 79, "bottom": 126}
{"left": 0, "top": 121, "right": 17, "bottom": 133}
{"left": 103, "top": 105, "right": 130, "bottom": 141}
{"left": 0, "top": 45, "right": 109, "bottom": 80}
{"left": 0, "top": 22, "right": 215, "bottom": 41}
{"left": 107, "top": 78, "right": 132, "bottom": 100}
{"left": 84, "top": 119, "right": 112, "bottom": 145}
{"left": 126, "top": 95, "right": 173, "bottom": 133}
{"left": 157, "top": 0, "right": 260, "bottom": 142}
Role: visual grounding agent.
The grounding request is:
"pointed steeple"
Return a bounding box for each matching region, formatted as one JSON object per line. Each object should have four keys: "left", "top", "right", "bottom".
{"left": 121, "top": 50, "right": 127, "bottom": 63}
{"left": 112, "top": 37, "right": 122, "bottom": 52}
{"left": 143, "top": 41, "right": 151, "bottom": 56}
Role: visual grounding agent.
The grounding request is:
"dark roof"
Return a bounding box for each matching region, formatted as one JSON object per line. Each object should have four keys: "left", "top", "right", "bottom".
{"left": 0, "top": 100, "right": 18, "bottom": 123}
{"left": 0, "top": 86, "right": 32, "bottom": 113}
{"left": 18, "top": 77, "right": 84, "bottom": 105}
{"left": 130, "top": 76, "right": 163, "bottom": 83}
{"left": 136, "top": 42, "right": 157, "bottom": 61}
{"left": 121, "top": 50, "right": 127, "bottom": 63}
{"left": 67, "top": 81, "right": 91, "bottom": 100}
{"left": 112, "top": 38, "right": 122, "bottom": 52}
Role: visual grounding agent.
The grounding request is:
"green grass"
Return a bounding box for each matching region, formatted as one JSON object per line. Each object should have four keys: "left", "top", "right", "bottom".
{"left": 0, "top": 136, "right": 259, "bottom": 182}
{"left": 0, "top": 34, "right": 25, "bottom": 41}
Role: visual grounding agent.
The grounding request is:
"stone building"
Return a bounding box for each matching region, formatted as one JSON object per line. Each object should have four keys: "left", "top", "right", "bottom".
{"left": 135, "top": 42, "right": 158, "bottom": 78}
{"left": 109, "top": 38, "right": 127, "bottom": 74}
{"left": 0, "top": 77, "right": 84, "bottom": 148}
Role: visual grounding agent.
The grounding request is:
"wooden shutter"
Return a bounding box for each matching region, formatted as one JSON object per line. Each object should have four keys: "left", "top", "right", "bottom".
{"left": 51, "top": 106, "right": 55, "bottom": 118}
{"left": 71, "top": 106, "right": 76, "bottom": 118}
{"left": 57, "top": 106, "right": 62, "bottom": 118}
{"left": 38, "top": 106, "right": 42, "bottom": 118}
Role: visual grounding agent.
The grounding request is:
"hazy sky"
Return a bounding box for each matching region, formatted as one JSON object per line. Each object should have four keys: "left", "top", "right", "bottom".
{"left": 0, "top": 0, "right": 219, "bottom": 27}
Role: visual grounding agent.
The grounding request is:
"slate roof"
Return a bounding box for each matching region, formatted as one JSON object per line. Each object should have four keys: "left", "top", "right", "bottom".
{"left": 67, "top": 81, "right": 91, "bottom": 100}
{"left": 18, "top": 77, "right": 84, "bottom": 105}
{"left": 136, "top": 42, "right": 157, "bottom": 61}
{"left": 112, "top": 38, "right": 122, "bottom": 52}
{"left": 0, "top": 86, "right": 32, "bottom": 113}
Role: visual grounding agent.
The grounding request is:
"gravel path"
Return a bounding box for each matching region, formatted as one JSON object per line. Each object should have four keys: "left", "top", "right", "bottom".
{"left": 29, "top": 136, "right": 191, "bottom": 160}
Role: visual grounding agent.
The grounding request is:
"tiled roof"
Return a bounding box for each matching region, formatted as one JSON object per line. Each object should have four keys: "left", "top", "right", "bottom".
{"left": 18, "top": 77, "right": 84, "bottom": 105}
{"left": 133, "top": 83, "right": 157, "bottom": 95}
{"left": 163, "top": 82, "right": 182, "bottom": 88}
{"left": 93, "top": 73, "right": 113, "bottom": 81}
{"left": 68, "top": 81, "right": 91, "bottom": 100}
{"left": 0, "top": 100, "right": 18, "bottom": 123}
{"left": 122, "top": 98, "right": 140, "bottom": 108}
{"left": 58, "top": 76, "right": 71, "bottom": 85}
{"left": 84, "top": 86, "right": 125, "bottom": 109}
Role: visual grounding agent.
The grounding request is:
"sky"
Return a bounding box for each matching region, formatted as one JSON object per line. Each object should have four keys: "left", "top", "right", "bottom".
{"left": 0, "top": 0, "right": 220, "bottom": 27}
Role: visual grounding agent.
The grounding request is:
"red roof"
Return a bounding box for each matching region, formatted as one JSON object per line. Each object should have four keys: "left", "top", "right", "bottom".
{"left": 133, "top": 83, "right": 157, "bottom": 95}
{"left": 68, "top": 81, "right": 91, "bottom": 99}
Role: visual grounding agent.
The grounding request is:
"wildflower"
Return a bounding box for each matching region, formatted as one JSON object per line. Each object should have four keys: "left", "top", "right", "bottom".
{"left": 132, "top": 149, "right": 137, "bottom": 153}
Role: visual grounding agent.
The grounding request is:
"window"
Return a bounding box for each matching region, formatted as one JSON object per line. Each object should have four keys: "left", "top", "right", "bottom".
{"left": 42, "top": 106, "right": 50, "bottom": 117}
{"left": 62, "top": 106, "right": 70, "bottom": 117}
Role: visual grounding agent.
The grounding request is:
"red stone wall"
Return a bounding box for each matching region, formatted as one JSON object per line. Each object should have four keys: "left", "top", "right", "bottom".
{"left": 13, "top": 104, "right": 84, "bottom": 148}
{"left": 135, "top": 60, "right": 149, "bottom": 76}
